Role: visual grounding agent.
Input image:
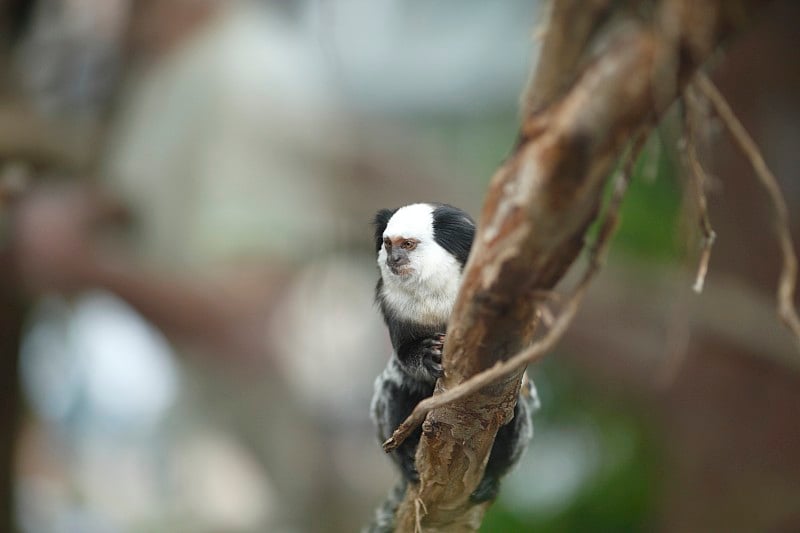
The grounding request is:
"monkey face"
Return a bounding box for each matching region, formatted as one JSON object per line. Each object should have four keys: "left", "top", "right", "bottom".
{"left": 382, "top": 236, "right": 419, "bottom": 276}
{"left": 374, "top": 202, "right": 471, "bottom": 326}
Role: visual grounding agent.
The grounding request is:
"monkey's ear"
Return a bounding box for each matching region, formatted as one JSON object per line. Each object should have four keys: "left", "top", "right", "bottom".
{"left": 372, "top": 208, "right": 396, "bottom": 253}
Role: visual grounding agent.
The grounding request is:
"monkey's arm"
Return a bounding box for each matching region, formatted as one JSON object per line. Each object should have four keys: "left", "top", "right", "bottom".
{"left": 387, "top": 321, "right": 446, "bottom": 382}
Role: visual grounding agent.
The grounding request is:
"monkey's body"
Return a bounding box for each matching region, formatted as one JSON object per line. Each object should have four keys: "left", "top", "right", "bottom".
{"left": 369, "top": 203, "right": 537, "bottom": 505}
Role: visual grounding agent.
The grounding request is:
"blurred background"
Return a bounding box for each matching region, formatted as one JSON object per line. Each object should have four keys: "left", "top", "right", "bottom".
{"left": 0, "top": 1, "right": 798, "bottom": 532}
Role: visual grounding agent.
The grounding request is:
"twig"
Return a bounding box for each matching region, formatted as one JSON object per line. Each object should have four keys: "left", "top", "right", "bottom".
{"left": 682, "top": 87, "right": 717, "bottom": 293}
{"left": 696, "top": 72, "right": 800, "bottom": 351}
{"left": 384, "top": 133, "right": 647, "bottom": 453}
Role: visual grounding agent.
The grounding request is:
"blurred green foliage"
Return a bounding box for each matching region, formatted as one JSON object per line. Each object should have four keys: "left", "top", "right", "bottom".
{"left": 482, "top": 361, "right": 661, "bottom": 533}
{"left": 612, "top": 140, "right": 682, "bottom": 262}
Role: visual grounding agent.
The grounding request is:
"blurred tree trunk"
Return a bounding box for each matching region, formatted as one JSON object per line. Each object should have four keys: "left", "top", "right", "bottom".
{"left": 391, "top": 0, "right": 776, "bottom": 530}
{"left": 1, "top": 10, "right": 25, "bottom": 531}
{"left": 0, "top": 251, "right": 22, "bottom": 533}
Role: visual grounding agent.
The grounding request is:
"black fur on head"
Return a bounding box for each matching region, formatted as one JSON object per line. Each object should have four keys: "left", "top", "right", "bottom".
{"left": 431, "top": 204, "right": 475, "bottom": 268}
{"left": 373, "top": 208, "right": 397, "bottom": 253}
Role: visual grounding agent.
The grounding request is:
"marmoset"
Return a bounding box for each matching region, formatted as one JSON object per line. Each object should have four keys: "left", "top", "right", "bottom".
{"left": 369, "top": 203, "right": 538, "bottom": 511}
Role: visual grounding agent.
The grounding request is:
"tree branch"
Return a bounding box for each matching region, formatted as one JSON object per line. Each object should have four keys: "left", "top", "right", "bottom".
{"left": 521, "top": 0, "right": 613, "bottom": 116}
{"left": 390, "top": 1, "right": 773, "bottom": 530}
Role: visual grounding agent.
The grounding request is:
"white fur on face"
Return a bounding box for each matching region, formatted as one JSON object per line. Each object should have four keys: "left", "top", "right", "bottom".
{"left": 377, "top": 203, "right": 462, "bottom": 326}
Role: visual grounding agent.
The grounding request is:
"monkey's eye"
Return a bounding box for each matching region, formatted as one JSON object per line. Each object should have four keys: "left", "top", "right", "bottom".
{"left": 401, "top": 240, "right": 417, "bottom": 251}
{"left": 383, "top": 237, "right": 392, "bottom": 249}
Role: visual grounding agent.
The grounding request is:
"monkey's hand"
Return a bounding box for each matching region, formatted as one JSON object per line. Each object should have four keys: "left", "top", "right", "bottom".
{"left": 420, "top": 333, "right": 446, "bottom": 380}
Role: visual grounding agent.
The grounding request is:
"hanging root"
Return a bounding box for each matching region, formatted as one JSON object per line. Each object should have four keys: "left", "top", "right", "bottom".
{"left": 682, "top": 84, "right": 717, "bottom": 293}
{"left": 696, "top": 72, "right": 800, "bottom": 352}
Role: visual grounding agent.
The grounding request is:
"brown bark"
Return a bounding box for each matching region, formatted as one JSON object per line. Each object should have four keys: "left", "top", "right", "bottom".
{"left": 393, "top": 1, "right": 771, "bottom": 530}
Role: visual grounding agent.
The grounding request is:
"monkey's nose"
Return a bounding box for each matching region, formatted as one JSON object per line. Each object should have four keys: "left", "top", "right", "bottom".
{"left": 388, "top": 253, "right": 408, "bottom": 267}
{"left": 387, "top": 258, "right": 407, "bottom": 270}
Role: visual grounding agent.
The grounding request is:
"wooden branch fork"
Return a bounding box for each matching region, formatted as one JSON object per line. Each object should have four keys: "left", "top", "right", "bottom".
{"left": 386, "top": 1, "right": 776, "bottom": 530}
